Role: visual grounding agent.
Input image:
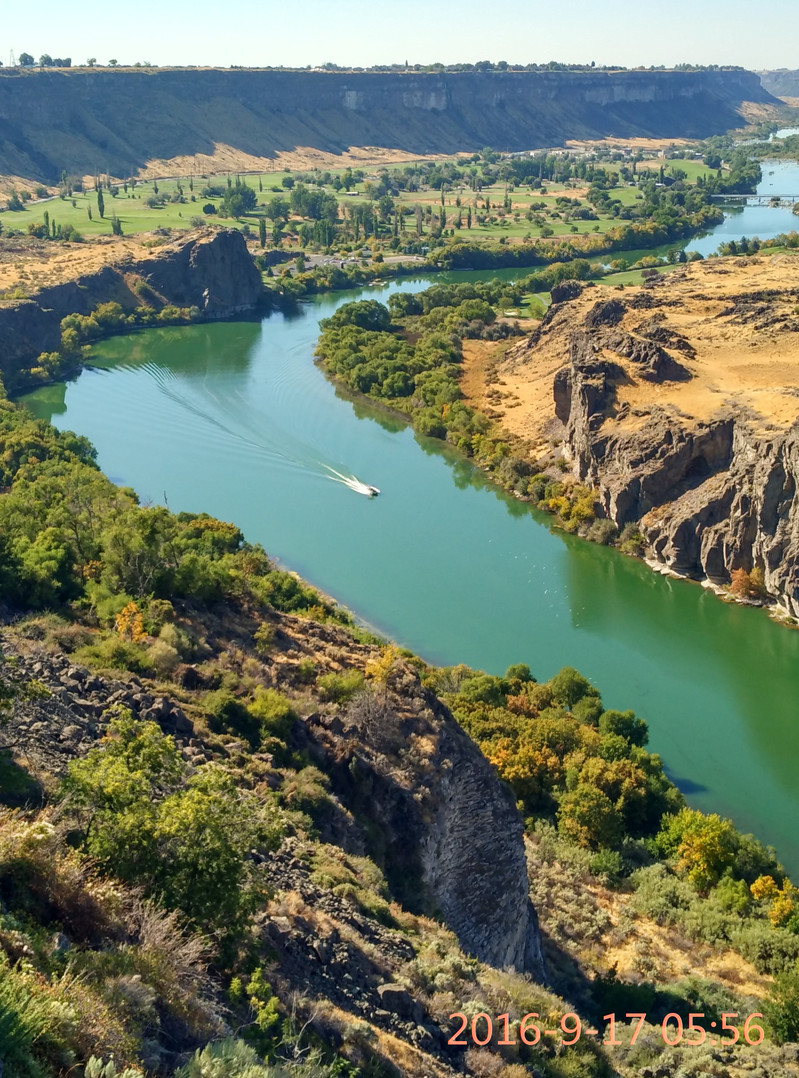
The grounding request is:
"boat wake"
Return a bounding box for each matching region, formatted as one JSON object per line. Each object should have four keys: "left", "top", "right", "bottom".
{"left": 142, "top": 365, "right": 380, "bottom": 498}
{"left": 324, "top": 468, "right": 380, "bottom": 497}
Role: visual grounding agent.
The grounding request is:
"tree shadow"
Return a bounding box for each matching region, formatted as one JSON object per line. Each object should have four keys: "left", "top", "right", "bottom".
{"left": 0, "top": 749, "right": 44, "bottom": 808}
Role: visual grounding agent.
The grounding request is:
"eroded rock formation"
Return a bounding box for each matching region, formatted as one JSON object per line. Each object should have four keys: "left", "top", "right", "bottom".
{"left": 300, "top": 663, "right": 546, "bottom": 978}
{"left": 0, "top": 67, "right": 776, "bottom": 182}
{"left": 0, "top": 228, "right": 263, "bottom": 378}
{"left": 494, "top": 256, "right": 799, "bottom": 615}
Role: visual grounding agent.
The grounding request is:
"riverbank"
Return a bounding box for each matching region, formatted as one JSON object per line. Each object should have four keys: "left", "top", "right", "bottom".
{"left": 4, "top": 369, "right": 799, "bottom": 1077}
{"left": 482, "top": 253, "right": 799, "bottom": 618}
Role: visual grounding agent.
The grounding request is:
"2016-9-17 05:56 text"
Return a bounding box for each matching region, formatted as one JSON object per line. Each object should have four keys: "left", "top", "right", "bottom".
{"left": 448, "top": 1011, "right": 767, "bottom": 1048}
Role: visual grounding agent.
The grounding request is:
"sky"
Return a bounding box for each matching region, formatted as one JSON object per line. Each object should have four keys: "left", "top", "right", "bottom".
{"left": 1, "top": 0, "right": 797, "bottom": 72}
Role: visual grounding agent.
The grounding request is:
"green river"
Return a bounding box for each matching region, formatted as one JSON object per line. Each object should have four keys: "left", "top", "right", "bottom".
{"left": 21, "top": 271, "right": 799, "bottom": 874}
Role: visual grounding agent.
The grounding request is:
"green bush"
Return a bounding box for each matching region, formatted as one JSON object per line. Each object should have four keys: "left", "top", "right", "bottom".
{"left": 317, "top": 669, "right": 365, "bottom": 703}
{"left": 175, "top": 1038, "right": 273, "bottom": 1078}
{"left": 74, "top": 634, "right": 150, "bottom": 674}
{"left": 204, "top": 689, "right": 260, "bottom": 745}
{"left": 732, "top": 920, "right": 799, "bottom": 973}
{"left": 590, "top": 848, "right": 624, "bottom": 885}
{"left": 0, "top": 952, "right": 75, "bottom": 1078}
{"left": 631, "top": 864, "right": 694, "bottom": 925}
{"left": 764, "top": 969, "right": 799, "bottom": 1043}
{"left": 63, "top": 714, "right": 271, "bottom": 935}
{"left": 249, "top": 687, "right": 296, "bottom": 740}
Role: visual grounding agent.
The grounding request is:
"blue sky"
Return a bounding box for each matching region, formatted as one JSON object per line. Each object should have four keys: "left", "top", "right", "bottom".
{"left": 1, "top": 0, "right": 797, "bottom": 71}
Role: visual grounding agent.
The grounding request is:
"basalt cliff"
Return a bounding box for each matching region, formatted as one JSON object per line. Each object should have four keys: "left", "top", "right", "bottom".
{"left": 0, "top": 67, "right": 777, "bottom": 182}
{"left": 0, "top": 227, "right": 263, "bottom": 379}
{"left": 490, "top": 256, "right": 799, "bottom": 616}
{"left": 0, "top": 598, "right": 547, "bottom": 1075}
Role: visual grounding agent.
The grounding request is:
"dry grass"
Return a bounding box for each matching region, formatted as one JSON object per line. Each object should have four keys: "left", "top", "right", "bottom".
{"left": 0, "top": 228, "right": 198, "bottom": 293}
{"left": 589, "top": 882, "right": 771, "bottom": 998}
{"left": 478, "top": 254, "right": 799, "bottom": 452}
{"left": 134, "top": 142, "right": 454, "bottom": 181}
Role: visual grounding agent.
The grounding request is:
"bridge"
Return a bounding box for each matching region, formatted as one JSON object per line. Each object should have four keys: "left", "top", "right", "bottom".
{"left": 710, "top": 194, "right": 799, "bottom": 205}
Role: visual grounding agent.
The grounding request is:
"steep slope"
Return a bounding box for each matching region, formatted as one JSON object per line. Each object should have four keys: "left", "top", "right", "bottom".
{"left": 488, "top": 256, "right": 799, "bottom": 615}
{"left": 1, "top": 615, "right": 545, "bottom": 982}
{"left": 0, "top": 227, "right": 263, "bottom": 378}
{"left": 759, "top": 69, "right": 799, "bottom": 99}
{"left": 0, "top": 67, "right": 777, "bottom": 183}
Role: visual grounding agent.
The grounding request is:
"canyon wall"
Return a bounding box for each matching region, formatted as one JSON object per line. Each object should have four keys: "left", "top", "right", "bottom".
{"left": 0, "top": 228, "right": 263, "bottom": 379}
{"left": 0, "top": 67, "right": 777, "bottom": 182}
{"left": 499, "top": 259, "right": 799, "bottom": 616}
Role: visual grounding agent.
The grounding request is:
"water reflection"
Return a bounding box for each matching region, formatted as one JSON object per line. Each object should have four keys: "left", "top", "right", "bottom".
{"left": 19, "top": 273, "right": 799, "bottom": 873}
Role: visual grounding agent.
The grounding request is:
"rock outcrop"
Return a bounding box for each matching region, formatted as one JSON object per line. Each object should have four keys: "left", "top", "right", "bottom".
{"left": 644, "top": 426, "right": 799, "bottom": 608}
{"left": 0, "top": 229, "right": 263, "bottom": 377}
{"left": 0, "top": 625, "right": 546, "bottom": 981}
{"left": 0, "top": 67, "right": 776, "bottom": 182}
{"left": 494, "top": 256, "right": 799, "bottom": 616}
{"left": 299, "top": 664, "right": 547, "bottom": 979}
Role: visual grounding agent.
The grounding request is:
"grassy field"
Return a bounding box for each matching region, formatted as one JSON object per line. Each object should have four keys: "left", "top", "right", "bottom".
{"left": 0, "top": 154, "right": 708, "bottom": 260}
{"left": 1, "top": 172, "right": 315, "bottom": 238}
{"left": 637, "top": 156, "right": 716, "bottom": 183}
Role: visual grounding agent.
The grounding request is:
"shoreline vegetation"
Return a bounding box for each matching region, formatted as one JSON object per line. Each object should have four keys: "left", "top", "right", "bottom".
{"left": 4, "top": 130, "right": 799, "bottom": 1075}
{"left": 1, "top": 136, "right": 770, "bottom": 402}
{"left": 3, "top": 344, "right": 799, "bottom": 1076}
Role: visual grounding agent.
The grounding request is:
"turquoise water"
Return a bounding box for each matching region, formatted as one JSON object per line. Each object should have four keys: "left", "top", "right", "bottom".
{"left": 685, "top": 158, "right": 799, "bottom": 256}
{"left": 21, "top": 273, "right": 799, "bottom": 874}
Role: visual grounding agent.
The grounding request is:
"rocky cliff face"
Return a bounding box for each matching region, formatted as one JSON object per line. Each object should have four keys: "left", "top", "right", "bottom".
{"left": 1, "top": 614, "right": 545, "bottom": 981}
{"left": 0, "top": 67, "right": 776, "bottom": 181}
{"left": 644, "top": 425, "right": 799, "bottom": 611}
{"left": 0, "top": 228, "right": 263, "bottom": 377}
{"left": 299, "top": 664, "right": 546, "bottom": 978}
{"left": 758, "top": 69, "right": 799, "bottom": 98}
{"left": 498, "top": 257, "right": 799, "bottom": 616}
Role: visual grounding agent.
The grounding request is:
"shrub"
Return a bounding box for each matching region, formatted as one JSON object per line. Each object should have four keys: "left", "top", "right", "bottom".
{"left": 619, "top": 523, "right": 646, "bottom": 556}
{"left": 253, "top": 622, "right": 274, "bottom": 657}
{"left": 764, "top": 969, "right": 799, "bottom": 1043}
{"left": 729, "top": 566, "right": 768, "bottom": 600}
{"left": 587, "top": 517, "right": 619, "bottom": 545}
{"left": 74, "top": 634, "right": 150, "bottom": 674}
{"left": 296, "top": 658, "right": 316, "bottom": 683}
{"left": 248, "top": 686, "right": 296, "bottom": 740}
{"left": 631, "top": 863, "right": 694, "bottom": 925}
{"left": 204, "top": 689, "right": 259, "bottom": 744}
{"left": 63, "top": 716, "right": 270, "bottom": 934}
{"left": 317, "top": 669, "right": 365, "bottom": 703}
{"left": 590, "top": 848, "right": 624, "bottom": 885}
{"left": 85, "top": 1058, "right": 146, "bottom": 1078}
{"left": 0, "top": 951, "right": 72, "bottom": 1078}
{"left": 146, "top": 638, "right": 180, "bottom": 678}
{"left": 732, "top": 920, "right": 799, "bottom": 973}
{"left": 175, "top": 1037, "right": 273, "bottom": 1077}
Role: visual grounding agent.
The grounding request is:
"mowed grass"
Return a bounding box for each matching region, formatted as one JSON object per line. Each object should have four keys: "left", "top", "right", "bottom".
{"left": 1, "top": 155, "right": 709, "bottom": 250}
{"left": 393, "top": 179, "right": 635, "bottom": 244}
{"left": 2, "top": 173, "right": 303, "bottom": 238}
{"left": 636, "top": 157, "right": 716, "bottom": 183}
